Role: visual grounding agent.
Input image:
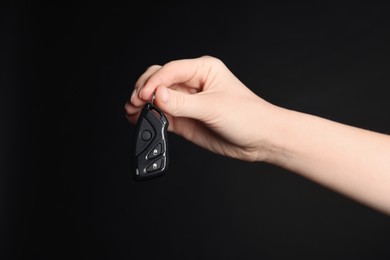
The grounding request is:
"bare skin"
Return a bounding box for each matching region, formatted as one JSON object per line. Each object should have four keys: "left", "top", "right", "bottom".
{"left": 125, "top": 56, "right": 390, "bottom": 216}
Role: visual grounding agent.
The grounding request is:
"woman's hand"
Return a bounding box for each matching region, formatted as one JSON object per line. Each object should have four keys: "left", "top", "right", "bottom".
{"left": 125, "top": 55, "right": 390, "bottom": 215}
{"left": 125, "top": 56, "right": 279, "bottom": 162}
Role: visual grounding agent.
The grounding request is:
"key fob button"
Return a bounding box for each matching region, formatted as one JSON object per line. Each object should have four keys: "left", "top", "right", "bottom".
{"left": 135, "top": 118, "right": 155, "bottom": 156}
{"left": 147, "top": 142, "right": 163, "bottom": 159}
{"left": 146, "top": 158, "right": 163, "bottom": 173}
{"left": 141, "top": 130, "right": 152, "bottom": 141}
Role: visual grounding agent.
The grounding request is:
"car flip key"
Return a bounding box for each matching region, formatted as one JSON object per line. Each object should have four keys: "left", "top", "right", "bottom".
{"left": 132, "top": 94, "right": 169, "bottom": 181}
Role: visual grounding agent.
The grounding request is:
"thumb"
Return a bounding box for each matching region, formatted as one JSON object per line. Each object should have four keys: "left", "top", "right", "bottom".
{"left": 154, "top": 85, "right": 205, "bottom": 119}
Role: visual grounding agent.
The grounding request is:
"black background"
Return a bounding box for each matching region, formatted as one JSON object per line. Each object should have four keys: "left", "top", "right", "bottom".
{"left": 1, "top": 1, "right": 390, "bottom": 259}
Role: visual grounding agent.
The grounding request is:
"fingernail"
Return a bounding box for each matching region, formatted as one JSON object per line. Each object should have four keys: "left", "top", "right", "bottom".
{"left": 138, "top": 88, "right": 144, "bottom": 100}
{"left": 161, "top": 86, "right": 169, "bottom": 103}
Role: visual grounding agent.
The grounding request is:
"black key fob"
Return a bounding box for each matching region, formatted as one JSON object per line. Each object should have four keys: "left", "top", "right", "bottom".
{"left": 132, "top": 103, "right": 169, "bottom": 181}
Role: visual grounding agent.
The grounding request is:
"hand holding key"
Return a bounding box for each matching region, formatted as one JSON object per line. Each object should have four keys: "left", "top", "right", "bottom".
{"left": 126, "top": 55, "right": 390, "bottom": 215}
{"left": 125, "top": 56, "right": 276, "bottom": 162}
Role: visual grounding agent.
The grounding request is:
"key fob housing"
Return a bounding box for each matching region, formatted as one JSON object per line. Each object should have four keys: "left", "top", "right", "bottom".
{"left": 132, "top": 103, "right": 169, "bottom": 181}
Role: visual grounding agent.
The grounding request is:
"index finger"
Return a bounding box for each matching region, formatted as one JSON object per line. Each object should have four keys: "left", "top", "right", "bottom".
{"left": 139, "top": 56, "right": 214, "bottom": 101}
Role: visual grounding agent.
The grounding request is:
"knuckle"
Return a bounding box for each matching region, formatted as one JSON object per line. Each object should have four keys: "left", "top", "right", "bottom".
{"left": 147, "top": 73, "right": 164, "bottom": 88}
{"left": 146, "top": 64, "right": 161, "bottom": 72}
{"left": 199, "top": 55, "right": 225, "bottom": 72}
{"left": 200, "top": 55, "right": 222, "bottom": 65}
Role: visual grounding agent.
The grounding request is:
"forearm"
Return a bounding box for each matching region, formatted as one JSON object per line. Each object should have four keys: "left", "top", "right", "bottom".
{"left": 127, "top": 56, "right": 390, "bottom": 214}
{"left": 265, "top": 106, "right": 390, "bottom": 215}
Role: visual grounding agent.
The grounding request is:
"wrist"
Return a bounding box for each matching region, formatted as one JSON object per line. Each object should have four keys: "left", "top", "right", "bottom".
{"left": 253, "top": 104, "right": 295, "bottom": 165}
